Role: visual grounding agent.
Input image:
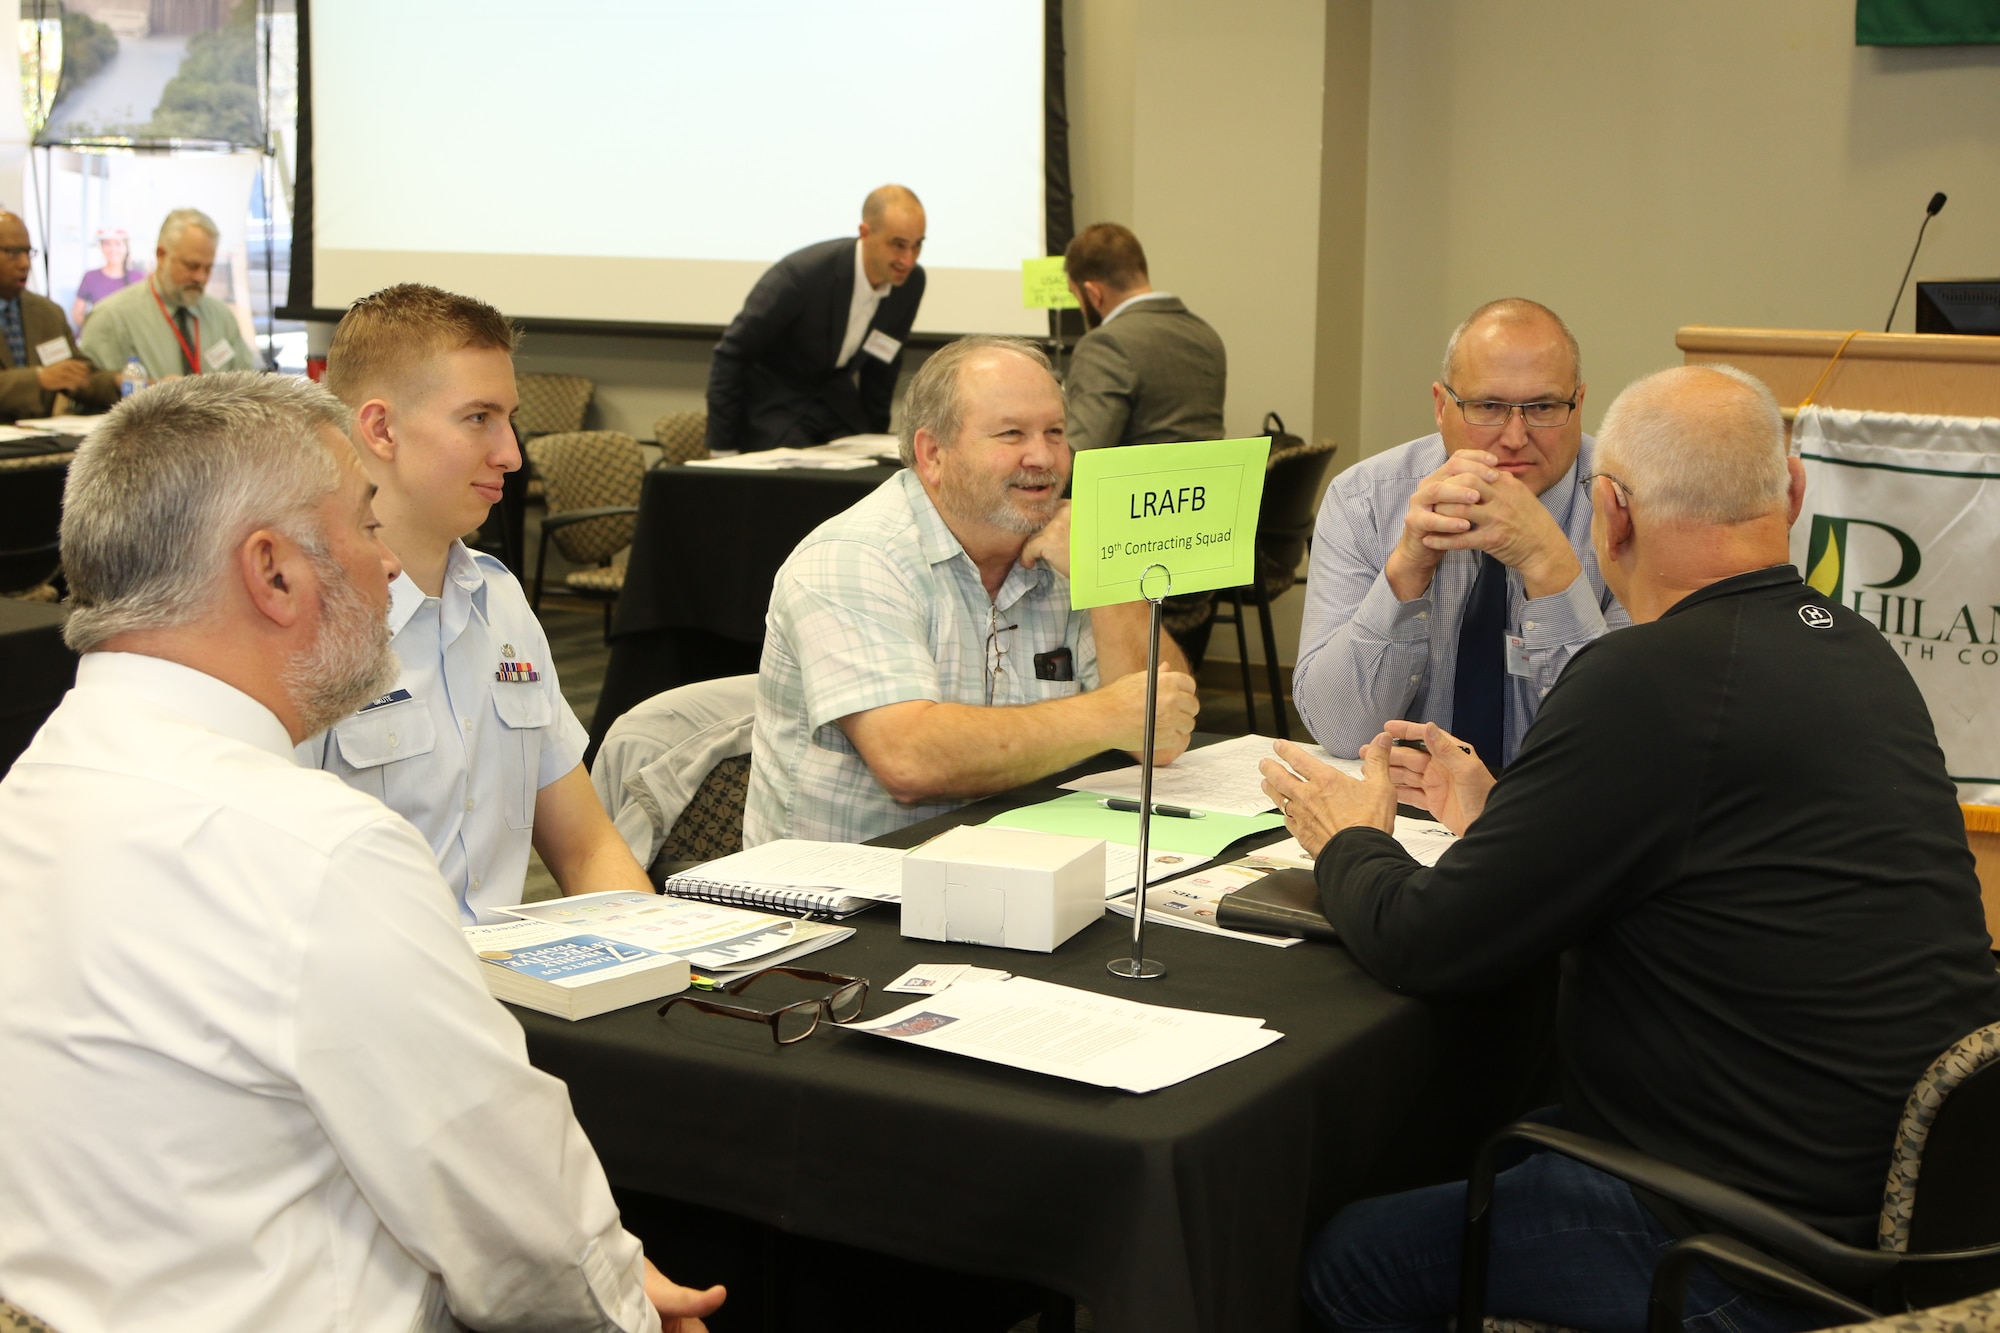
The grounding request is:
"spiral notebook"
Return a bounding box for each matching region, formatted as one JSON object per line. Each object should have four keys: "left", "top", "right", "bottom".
{"left": 661, "top": 840, "right": 907, "bottom": 917}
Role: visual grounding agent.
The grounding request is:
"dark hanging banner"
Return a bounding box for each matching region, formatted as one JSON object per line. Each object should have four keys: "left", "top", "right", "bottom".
{"left": 1857, "top": 0, "right": 2000, "bottom": 45}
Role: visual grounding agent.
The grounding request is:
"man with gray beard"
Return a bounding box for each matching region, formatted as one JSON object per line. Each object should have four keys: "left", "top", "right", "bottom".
{"left": 79, "top": 206, "right": 258, "bottom": 379}
{"left": 0, "top": 374, "right": 722, "bottom": 1332}
{"left": 746, "top": 335, "right": 1200, "bottom": 846}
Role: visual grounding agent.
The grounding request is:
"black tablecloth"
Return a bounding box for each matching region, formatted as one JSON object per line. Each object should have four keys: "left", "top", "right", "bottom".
{"left": 518, "top": 759, "right": 1552, "bottom": 1333}
{"left": 0, "top": 599, "right": 74, "bottom": 775}
{"left": 590, "top": 462, "right": 898, "bottom": 754}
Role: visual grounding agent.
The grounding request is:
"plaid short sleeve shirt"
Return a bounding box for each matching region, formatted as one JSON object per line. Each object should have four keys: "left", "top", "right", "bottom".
{"left": 745, "top": 470, "right": 1097, "bottom": 846}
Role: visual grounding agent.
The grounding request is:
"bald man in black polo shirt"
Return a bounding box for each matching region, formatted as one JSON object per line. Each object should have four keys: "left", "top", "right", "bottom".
{"left": 1261, "top": 364, "right": 2000, "bottom": 1333}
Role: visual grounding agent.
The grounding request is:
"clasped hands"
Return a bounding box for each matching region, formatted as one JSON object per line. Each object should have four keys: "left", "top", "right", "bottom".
{"left": 1257, "top": 720, "right": 1496, "bottom": 858}
{"left": 1387, "top": 450, "right": 1579, "bottom": 602}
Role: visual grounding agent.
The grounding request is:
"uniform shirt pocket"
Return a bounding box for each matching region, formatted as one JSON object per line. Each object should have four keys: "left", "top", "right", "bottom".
{"left": 329, "top": 702, "right": 439, "bottom": 807}
{"left": 332, "top": 702, "right": 438, "bottom": 769}
{"left": 490, "top": 684, "right": 553, "bottom": 829}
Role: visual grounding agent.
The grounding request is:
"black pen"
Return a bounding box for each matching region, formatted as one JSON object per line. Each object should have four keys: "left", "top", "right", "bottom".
{"left": 1392, "top": 737, "right": 1474, "bottom": 756}
{"left": 1098, "top": 798, "right": 1206, "bottom": 819}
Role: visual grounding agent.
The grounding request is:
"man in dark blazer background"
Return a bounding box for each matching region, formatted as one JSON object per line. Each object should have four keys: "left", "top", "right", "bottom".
{"left": 704, "top": 185, "right": 927, "bottom": 454}
{"left": 0, "top": 212, "right": 119, "bottom": 422}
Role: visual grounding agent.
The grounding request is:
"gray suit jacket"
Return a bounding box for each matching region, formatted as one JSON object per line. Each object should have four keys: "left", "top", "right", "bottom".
{"left": 0, "top": 291, "right": 118, "bottom": 422}
{"left": 1064, "top": 295, "right": 1226, "bottom": 451}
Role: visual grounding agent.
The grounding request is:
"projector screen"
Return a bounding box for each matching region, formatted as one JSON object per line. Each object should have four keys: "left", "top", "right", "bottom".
{"left": 306, "top": 0, "right": 1050, "bottom": 335}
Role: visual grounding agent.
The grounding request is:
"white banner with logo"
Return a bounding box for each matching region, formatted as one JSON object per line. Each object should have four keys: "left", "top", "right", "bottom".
{"left": 1792, "top": 405, "right": 2000, "bottom": 804}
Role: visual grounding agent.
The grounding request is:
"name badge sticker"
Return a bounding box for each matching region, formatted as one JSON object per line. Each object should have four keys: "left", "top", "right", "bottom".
{"left": 1504, "top": 634, "right": 1532, "bottom": 678}
{"left": 205, "top": 341, "right": 236, "bottom": 370}
{"left": 34, "top": 336, "right": 70, "bottom": 366}
{"left": 861, "top": 329, "right": 901, "bottom": 362}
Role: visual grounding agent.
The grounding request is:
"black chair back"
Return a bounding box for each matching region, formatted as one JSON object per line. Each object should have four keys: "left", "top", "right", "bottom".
{"left": 0, "top": 466, "right": 66, "bottom": 594}
{"left": 1255, "top": 441, "right": 1337, "bottom": 583}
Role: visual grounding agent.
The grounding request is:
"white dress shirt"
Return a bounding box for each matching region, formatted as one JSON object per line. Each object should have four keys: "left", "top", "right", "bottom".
{"left": 1098, "top": 289, "right": 1176, "bottom": 327}
{"left": 301, "top": 543, "right": 588, "bottom": 922}
{"left": 836, "top": 237, "right": 891, "bottom": 368}
{"left": 0, "top": 652, "right": 658, "bottom": 1333}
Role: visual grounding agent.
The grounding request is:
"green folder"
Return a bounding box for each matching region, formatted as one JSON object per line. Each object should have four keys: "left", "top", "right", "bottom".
{"left": 984, "top": 791, "right": 1283, "bottom": 857}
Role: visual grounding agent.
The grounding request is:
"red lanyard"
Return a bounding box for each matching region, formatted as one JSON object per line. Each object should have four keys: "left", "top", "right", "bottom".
{"left": 150, "top": 281, "right": 199, "bottom": 375}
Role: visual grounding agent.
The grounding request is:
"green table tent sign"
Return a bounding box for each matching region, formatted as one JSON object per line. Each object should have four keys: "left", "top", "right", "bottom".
{"left": 1021, "top": 256, "right": 1080, "bottom": 309}
{"left": 1068, "top": 436, "right": 1271, "bottom": 610}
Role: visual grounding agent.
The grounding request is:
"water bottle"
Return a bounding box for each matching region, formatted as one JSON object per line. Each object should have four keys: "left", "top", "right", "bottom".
{"left": 118, "top": 358, "right": 148, "bottom": 399}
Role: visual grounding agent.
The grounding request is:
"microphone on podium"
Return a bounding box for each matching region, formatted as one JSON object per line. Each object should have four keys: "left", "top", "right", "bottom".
{"left": 1884, "top": 192, "right": 1948, "bottom": 333}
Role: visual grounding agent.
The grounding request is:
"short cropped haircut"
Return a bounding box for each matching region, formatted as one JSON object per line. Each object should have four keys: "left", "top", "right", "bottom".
{"left": 898, "top": 336, "right": 1053, "bottom": 467}
{"left": 323, "top": 283, "right": 519, "bottom": 408}
{"left": 863, "top": 184, "right": 923, "bottom": 226}
{"left": 1441, "top": 298, "right": 1582, "bottom": 389}
{"left": 1594, "top": 364, "right": 1789, "bottom": 525}
{"left": 1064, "top": 223, "right": 1149, "bottom": 292}
{"left": 158, "top": 207, "right": 220, "bottom": 252}
{"left": 61, "top": 373, "right": 353, "bottom": 652}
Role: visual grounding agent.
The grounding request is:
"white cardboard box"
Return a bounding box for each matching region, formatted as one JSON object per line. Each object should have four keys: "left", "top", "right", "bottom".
{"left": 902, "top": 826, "right": 1105, "bottom": 952}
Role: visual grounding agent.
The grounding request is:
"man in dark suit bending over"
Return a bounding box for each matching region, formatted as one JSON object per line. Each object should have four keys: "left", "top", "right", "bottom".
{"left": 704, "top": 184, "right": 927, "bottom": 454}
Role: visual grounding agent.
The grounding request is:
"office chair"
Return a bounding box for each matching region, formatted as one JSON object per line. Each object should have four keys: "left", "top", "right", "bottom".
{"left": 1210, "top": 431, "right": 1338, "bottom": 738}
{"left": 525, "top": 431, "right": 643, "bottom": 637}
{"left": 589, "top": 674, "right": 756, "bottom": 878}
{"left": 1464, "top": 1021, "right": 2000, "bottom": 1333}
{"left": 651, "top": 409, "right": 709, "bottom": 466}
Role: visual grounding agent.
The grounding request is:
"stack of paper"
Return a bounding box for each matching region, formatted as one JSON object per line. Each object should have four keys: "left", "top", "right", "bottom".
{"left": 684, "top": 447, "right": 878, "bottom": 471}
{"left": 848, "top": 975, "right": 1281, "bottom": 1093}
{"left": 817, "top": 433, "right": 904, "bottom": 461}
{"left": 15, "top": 416, "right": 101, "bottom": 437}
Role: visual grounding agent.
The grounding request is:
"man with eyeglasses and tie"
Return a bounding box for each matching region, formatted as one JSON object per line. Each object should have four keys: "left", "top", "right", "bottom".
{"left": 1293, "top": 298, "right": 1630, "bottom": 771}
{"left": 745, "top": 334, "right": 1199, "bottom": 846}
{"left": 79, "top": 206, "right": 258, "bottom": 382}
{"left": 0, "top": 211, "right": 119, "bottom": 421}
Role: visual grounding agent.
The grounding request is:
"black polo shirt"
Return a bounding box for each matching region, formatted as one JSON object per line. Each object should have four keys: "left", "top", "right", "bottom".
{"left": 1319, "top": 565, "right": 2000, "bottom": 1243}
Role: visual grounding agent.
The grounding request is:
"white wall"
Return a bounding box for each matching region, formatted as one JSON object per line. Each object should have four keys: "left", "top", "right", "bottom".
{"left": 1063, "top": 0, "right": 1335, "bottom": 673}
{"left": 1359, "top": 0, "right": 2000, "bottom": 456}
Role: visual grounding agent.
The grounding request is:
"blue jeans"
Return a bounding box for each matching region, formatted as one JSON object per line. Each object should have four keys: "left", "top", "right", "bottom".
{"left": 1302, "top": 1150, "right": 1836, "bottom": 1333}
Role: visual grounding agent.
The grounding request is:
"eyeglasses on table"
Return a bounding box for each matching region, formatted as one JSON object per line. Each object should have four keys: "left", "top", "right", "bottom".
{"left": 656, "top": 966, "right": 869, "bottom": 1045}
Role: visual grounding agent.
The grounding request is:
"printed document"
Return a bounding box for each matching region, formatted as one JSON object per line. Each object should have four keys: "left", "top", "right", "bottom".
{"left": 1061, "top": 732, "right": 1365, "bottom": 816}
{"left": 498, "top": 891, "right": 851, "bottom": 979}
{"left": 848, "top": 975, "right": 1282, "bottom": 1093}
{"left": 1258, "top": 815, "right": 1459, "bottom": 868}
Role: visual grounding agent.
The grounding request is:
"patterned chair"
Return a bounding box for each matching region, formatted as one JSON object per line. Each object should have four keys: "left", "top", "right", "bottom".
{"left": 1819, "top": 1290, "right": 2000, "bottom": 1333}
{"left": 652, "top": 409, "right": 709, "bottom": 466}
{"left": 656, "top": 753, "right": 750, "bottom": 872}
{"left": 1208, "top": 426, "right": 1339, "bottom": 739}
{"left": 1465, "top": 1021, "right": 2000, "bottom": 1333}
{"left": 524, "top": 431, "right": 643, "bottom": 637}
{"left": 0, "top": 1296, "right": 57, "bottom": 1330}
{"left": 514, "top": 372, "right": 593, "bottom": 438}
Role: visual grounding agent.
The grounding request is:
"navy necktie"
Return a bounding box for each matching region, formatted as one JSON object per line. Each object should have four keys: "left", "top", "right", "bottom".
{"left": 0, "top": 299, "right": 25, "bottom": 368}
{"left": 1452, "top": 553, "right": 1508, "bottom": 771}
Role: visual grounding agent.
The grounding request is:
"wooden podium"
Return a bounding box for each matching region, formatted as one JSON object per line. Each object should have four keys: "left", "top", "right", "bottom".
{"left": 1678, "top": 326, "right": 2000, "bottom": 937}
{"left": 1676, "top": 326, "right": 2000, "bottom": 419}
